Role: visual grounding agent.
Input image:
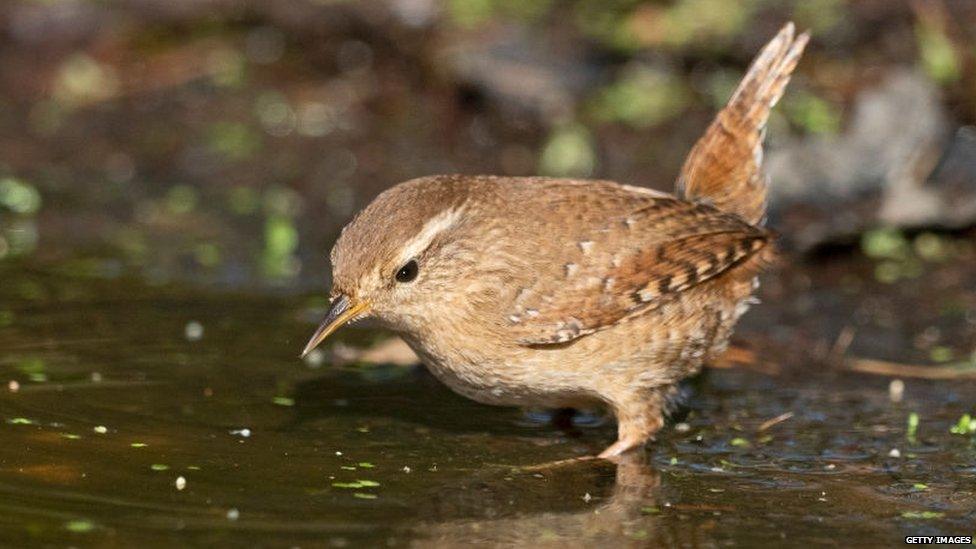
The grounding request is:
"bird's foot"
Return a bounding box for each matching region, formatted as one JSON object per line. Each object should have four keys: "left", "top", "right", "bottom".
{"left": 597, "top": 438, "right": 644, "bottom": 460}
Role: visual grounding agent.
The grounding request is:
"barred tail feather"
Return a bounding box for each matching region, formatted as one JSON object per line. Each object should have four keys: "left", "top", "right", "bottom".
{"left": 676, "top": 22, "right": 809, "bottom": 226}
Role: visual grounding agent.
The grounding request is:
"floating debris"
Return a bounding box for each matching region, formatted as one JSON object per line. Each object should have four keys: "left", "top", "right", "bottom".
{"left": 907, "top": 412, "right": 920, "bottom": 443}
{"left": 7, "top": 417, "right": 34, "bottom": 425}
{"left": 901, "top": 511, "right": 944, "bottom": 519}
{"left": 303, "top": 348, "right": 325, "bottom": 368}
{"left": 949, "top": 413, "right": 976, "bottom": 435}
{"left": 64, "top": 519, "right": 95, "bottom": 533}
{"left": 730, "top": 437, "right": 751, "bottom": 448}
{"left": 229, "top": 428, "right": 252, "bottom": 438}
{"left": 7, "top": 380, "right": 18, "bottom": 393}
{"left": 184, "top": 321, "right": 204, "bottom": 341}
{"left": 130, "top": 442, "right": 148, "bottom": 448}
{"left": 331, "top": 480, "right": 380, "bottom": 489}
{"left": 272, "top": 396, "right": 295, "bottom": 407}
{"left": 175, "top": 476, "right": 187, "bottom": 490}
{"left": 93, "top": 426, "right": 108, "bottom": 434}
{"left": 889, "top": 448, "right": 902, "bottom": 458}
{"left": 889, "top": 379, "right": 905, "bottom": 403}
{"left": 150, "top": 464, "right": 169, "bottom": 471}
{"left": 929, "top": 346, "right": 954, "bottom": 363}
{"left": 226, "top": 508, "right": 240, "bottom": 521}
{"left": 758, "top": 412, "right": 794, "bottom": 432}
{"left": 353, "top": 492, "right": 377, "bottom": 500}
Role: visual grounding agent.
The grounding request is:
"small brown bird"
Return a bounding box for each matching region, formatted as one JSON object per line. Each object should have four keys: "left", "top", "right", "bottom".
{"left": 303, "top": 24, "right": 808, "bottom": 458}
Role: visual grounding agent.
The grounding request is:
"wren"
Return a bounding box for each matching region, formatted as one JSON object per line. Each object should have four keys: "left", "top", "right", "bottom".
{"left": 302, "top": 23, "right": 808, "bottom": 458}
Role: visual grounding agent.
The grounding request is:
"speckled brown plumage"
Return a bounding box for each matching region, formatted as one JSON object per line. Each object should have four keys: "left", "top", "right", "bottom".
{"left": 303, "top": 23, "right": 808, "bottom": 458}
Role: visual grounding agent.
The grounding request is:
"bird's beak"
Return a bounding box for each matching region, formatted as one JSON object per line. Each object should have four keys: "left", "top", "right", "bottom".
{"left": 300, "top": 294, "right": 369, "bottom": 358}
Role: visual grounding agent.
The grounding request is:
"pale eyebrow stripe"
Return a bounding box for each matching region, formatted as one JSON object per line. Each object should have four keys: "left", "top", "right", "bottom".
{"left": 397, "top": 203, "right": 466, "bottom": 262}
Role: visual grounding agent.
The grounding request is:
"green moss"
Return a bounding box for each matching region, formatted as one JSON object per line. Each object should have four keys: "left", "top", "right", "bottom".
{"left": 785, "top": 92, "right": 842, "bottom": 135}
{"left": 273, "top": 396, "right": 295, "bottom": 407}
{"left": 906, "top": 412, "right": 919, "bottom": 443}
{"left": 64, "top": 519, "right": 96, "bottom": 533}
{"left": 228, "top": 186, "right": 260, "bottom": 215}
{"left": 592, "top": 67, "right": 689, "bottom": 128}
{"left": 793, "top": 0, "right": 844, "bottom": 33}
{"left": 730, "top": 437, "right": 751, "bottom": 448}
{"left": 915, "top": 21, "right": 960, "bottom": 84}
{"left": 949, "top": 414, "right": 976, "bottom": 435}
{"left": 929, "top": 346, "right": 954, "bottom": 363}
{"left": 207, "top": 122, "right": 260, "bottom": 161}
{"left": 0, "top": 177, "right": 42, "bottom": 215}
{"left": 913, "top": 233, "right": 953, "bottom": 262}
{"left": 332, "top": 479, "right": 380, "bottom": 489}
{"left": 165, "top": 185, "right": 198, "bottom": 215}
{"left": 862, "top": 228, "right": 909, "bottom": 260}
{"left": 262, "top": 215, "right": 300, "bottom": 279}
{"left": 900, "top": 511, "right": 944, "bottom": 520}
{"left": 539, "top": 124, "right": 596, "bottom": 178}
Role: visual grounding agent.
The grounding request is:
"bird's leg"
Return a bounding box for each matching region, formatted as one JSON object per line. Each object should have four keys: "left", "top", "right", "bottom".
{"left": 598, "top": 392, "right": 666, "bottom": 459}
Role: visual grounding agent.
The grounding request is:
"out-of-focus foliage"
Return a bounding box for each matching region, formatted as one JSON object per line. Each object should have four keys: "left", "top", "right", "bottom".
{"left": 784, "top": 91, "right": 842, "bottom": 135}
{"left": 0, "top": 178, "right": 41, "bottom": 215}
{"left": 915, "top": 2, "right": 973, "bottom": 84}
{"left": 591, "top": 67, "right": 689, "bottom": 128}
{"left": 54, "top": 54, "right": 119, "bottom": 107}
{"left": 0, "top": 0, "right": 974, "bottom": 289}
{"left": 860, "top": 228, "right": 961, "bottom": 284}
{"left": 539, "top": 124, "right": 597, "bottom": 177}
{"left": 574, "top": 0, "right": 761, "bottom": 51}
{"left": 447, "top": 0, "right": 554, "bottom": 27}
{"left": 0, "top": 177, "right": 41, "bottom": 260}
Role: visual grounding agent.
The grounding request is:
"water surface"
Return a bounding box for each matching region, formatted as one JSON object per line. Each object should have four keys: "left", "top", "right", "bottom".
{"left": 0, "top": 257, "right": 974, "bottom": 547}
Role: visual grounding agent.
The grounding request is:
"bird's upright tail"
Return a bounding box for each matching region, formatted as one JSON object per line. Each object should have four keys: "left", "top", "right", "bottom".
{"left": 676, "top": 23, "right": 809, "bottom": 226}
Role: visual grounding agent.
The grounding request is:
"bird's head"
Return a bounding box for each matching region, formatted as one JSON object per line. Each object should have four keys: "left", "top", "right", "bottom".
{"left": 301, "top": 176, "right": 483, "bottom": 357}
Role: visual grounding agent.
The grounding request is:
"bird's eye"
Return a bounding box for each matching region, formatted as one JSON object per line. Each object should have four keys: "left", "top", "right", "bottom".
{"left": 395, "top": 259, "right": 419, "bottom": 283}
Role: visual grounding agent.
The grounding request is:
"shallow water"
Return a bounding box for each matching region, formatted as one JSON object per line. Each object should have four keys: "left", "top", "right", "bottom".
{"left": 0, "top": 257, "right": 974, "bottom": 547}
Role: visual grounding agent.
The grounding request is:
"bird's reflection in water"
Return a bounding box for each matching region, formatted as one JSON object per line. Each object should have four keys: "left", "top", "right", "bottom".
{"left": 413, "top": 453, "right": 674, "bottom": 547}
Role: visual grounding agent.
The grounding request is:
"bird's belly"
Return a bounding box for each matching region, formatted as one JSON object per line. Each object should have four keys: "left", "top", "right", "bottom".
{"left": 401, "top": 336, "right": 603, "bottom": 409}
{"left": 400, "top": 281, "right": 755, "bottom": 409}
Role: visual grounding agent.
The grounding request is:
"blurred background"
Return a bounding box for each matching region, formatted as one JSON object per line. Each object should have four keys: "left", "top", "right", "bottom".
{"left": 1, "top": 0, "right": 974, "bottom": 291}
{"left": 1, "top": 3, "right": 975, "bottom": 544}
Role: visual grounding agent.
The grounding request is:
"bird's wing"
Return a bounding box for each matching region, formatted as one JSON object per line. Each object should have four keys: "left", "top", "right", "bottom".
{"left": 505, "top": 195, "right": 770, "bottom": 346}
{"left": 676, "top": 22, "right": 808, "bottom": 226}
